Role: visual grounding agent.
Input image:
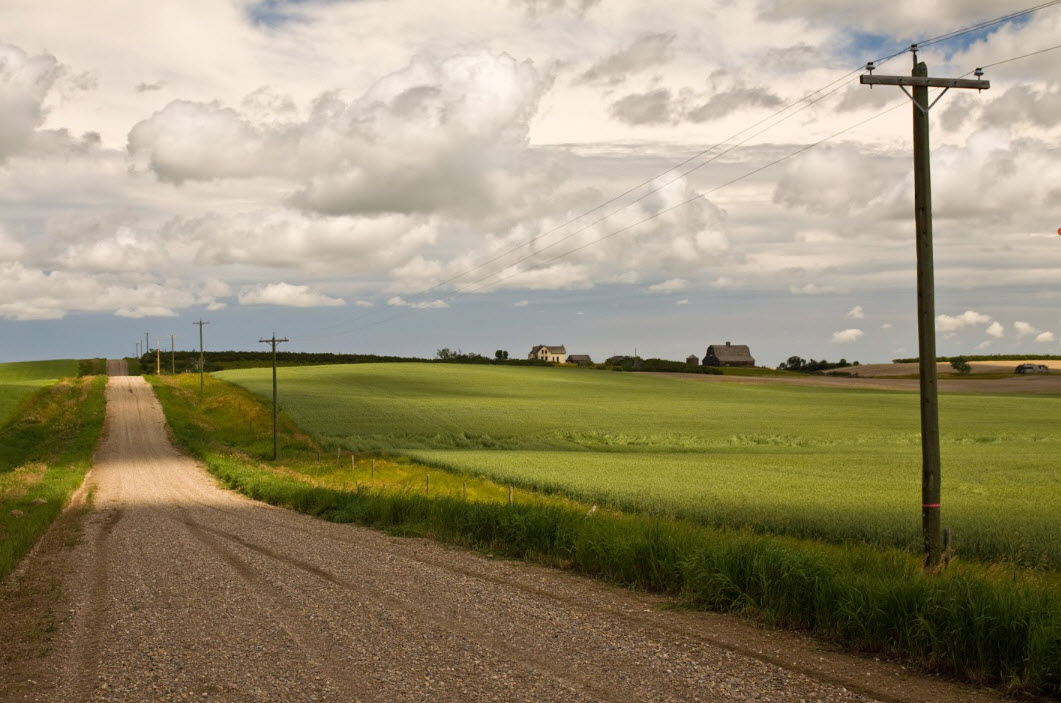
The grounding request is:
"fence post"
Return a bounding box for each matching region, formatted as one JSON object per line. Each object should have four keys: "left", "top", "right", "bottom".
{"left": 426, "top": 473, "right": 430, "bottom": 494}
{"left": 351, "top": 454, "right": 355, "bottom": 471}
{"left": 371, "top": 458, "right": 375, "bottom": 478}
{"left": 508, "top": 485, "right": 513, "bottom": 505}
{"left": 463, "top": 481, "right": 467, "bottom": 500}
{"left": 337, "top": 447, "right": 341, "bottom": 466}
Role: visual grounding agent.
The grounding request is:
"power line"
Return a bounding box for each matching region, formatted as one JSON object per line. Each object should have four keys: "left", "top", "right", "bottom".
{"left": 316, "top": 98, "right": 911, "bottom": 339}
{"left": 358, "top": 79, "right": 860, "bottom": 323}
{"left": 315, "top": 67, "right": 867, "bottom": 333}
{"left": 975, "top": 42, "right": 1061, "bottom": 70}
{"left": 306, "top": 8, "right": 1060, "bottom": 342}
{"left": 311, "top": 73, "right": 865, "bottom": 341}
{"left": 316, "top": 2, "right": 1061, "bottom": 338}
{"left": 458, "top": 104, "right": 911, "bottom": 299}
{"left": 916, "top": 0, "right": 1061, "bottom": 50}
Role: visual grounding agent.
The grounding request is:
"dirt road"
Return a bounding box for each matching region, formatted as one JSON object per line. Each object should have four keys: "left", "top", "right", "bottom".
{"left": 104, "top": 359, "right": 128, "bottom": 376}
{"left": 0, "top": 375, "right": 1007, "bottom": 702}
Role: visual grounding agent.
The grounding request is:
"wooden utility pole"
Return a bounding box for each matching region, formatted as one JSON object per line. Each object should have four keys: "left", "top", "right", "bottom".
{"left": 145, "top": 332, "right": 150, "bottom": 361}
{"left": 259, "top": 335, "right": 289, "bottom": 461}
{"left": 155, "top": 340, "right": 161, "bottom": 376}
{"left": 193, "top": 320, "right": 209, "bottom": 393}
{"left": 861, "top": 49, "right": 989, "bottom": 569}
{"left": 170, "top": 334, "right": 175, "bottom": 375}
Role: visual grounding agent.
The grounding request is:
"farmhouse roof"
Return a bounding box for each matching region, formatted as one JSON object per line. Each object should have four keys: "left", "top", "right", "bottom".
{"left": 706, "top": 342, "right": 754, "bottom": 364}
{"left": 567, "top": 354, "right": 592, "bottom": 362}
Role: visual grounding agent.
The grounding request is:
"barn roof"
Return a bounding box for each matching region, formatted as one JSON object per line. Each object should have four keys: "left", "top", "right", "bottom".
{"left": 567, "top": 354, "right": 592, "bottom": 362}
{"left": 706, "top": 343, "right": 754, "bottom": 363}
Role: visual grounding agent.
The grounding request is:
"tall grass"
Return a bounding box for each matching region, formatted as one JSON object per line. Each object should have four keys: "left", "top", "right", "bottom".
{"left": 216, "top": 363, "right": 1061, "bottom": 568}
{"left": 0, "top": 375, "right": 107, "bottom": 582}
{"left": 153, "top": 373, "right": 1061, "bottom": 697}
{"left": 0, "top": 359, "right": 80, "bottom": 424}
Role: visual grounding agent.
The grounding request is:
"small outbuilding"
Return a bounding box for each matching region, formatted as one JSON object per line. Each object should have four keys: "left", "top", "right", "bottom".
{"left": 703, "top": 342, "right": 755, "bottom": 368}
{"left": 686, "top": 354, "right": 699, "bottom": 365}
{"left": 567, "top": 354, "right": 593, "bottom": 366}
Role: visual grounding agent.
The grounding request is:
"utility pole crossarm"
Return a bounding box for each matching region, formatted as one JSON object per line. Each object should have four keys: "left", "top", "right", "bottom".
{"left": 860, "top": 75, "right": 990, "bottom": 90}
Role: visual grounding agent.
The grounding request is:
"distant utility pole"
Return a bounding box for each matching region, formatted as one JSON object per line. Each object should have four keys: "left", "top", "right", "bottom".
{"left": 136, "top": 341, "right": 140, "bottom": 358}
{"left": 170, "top": 334, "right": 176, "bottom": 375}
{"left": 156, "top": 339, "right": 161, "bottom": 376}
{"left": 861, "top": 48, "right": 989, "bottom": 570}
{"left": 259, "top": 335, "right": 289, "bottom": 461}
{"left": 193, "top": 320, "right": 209, "bottom": 393}
{"left": 145, "top": 332, "right": 150, "bottom": 360}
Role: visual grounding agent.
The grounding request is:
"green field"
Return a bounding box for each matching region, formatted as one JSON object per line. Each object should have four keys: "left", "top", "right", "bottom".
{"left": 0, "top": 360, "right": 80, "bottom": 424}
{"left": 217, "top": 363, "right": 1061, "bottom": 568}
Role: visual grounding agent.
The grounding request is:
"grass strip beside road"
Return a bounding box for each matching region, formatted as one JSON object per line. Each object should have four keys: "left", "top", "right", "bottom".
{"left": 0, "top": 375, "right": 107, "bottom": 582}
{"left": 152, "top": 373, "right": 1061, "bottom": 697}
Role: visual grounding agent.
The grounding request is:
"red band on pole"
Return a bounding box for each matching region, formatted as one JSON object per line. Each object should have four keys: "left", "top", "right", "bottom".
{"left": 922, "top": 503, "right": 941, "bottom": 508}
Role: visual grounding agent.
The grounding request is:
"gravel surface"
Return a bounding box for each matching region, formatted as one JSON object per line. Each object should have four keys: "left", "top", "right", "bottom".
{"left": 0, "top": 374, "right": 1011, "bottom": 702}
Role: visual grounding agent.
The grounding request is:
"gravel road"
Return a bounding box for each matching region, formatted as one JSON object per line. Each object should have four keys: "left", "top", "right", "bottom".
{"left": 0, "top": 374, "right": 1009, "bottom": 702}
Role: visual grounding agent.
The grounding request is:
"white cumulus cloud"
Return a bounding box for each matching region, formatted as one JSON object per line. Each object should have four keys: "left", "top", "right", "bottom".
{"left": 1014, "top": 321, "right": 1039, "bottom": 339}
{"left": 790, "top": 283, "right": 837, "bottom": 295}
{"left": 936, "top": 310, "right": 992, "bottom": 333}
{"left": 1035, "top": 331, "right": 1055, "bottom": 343}
{"left": 386, "top": 296, "right": 449, "bottom": 309}
{"left": 845, "top": 305, "right": 864, "bottom": 319}
{"left": 830, "top": 328, "right": 863, "bottom": 344}
{"left": 128, "top": 52, "right": 552, "bottom": 218}
{"left": 238, "top": 282, "right": 345, "bottom": 307}
{"left": 646, "top": 277, "right": 688, "bottom": 293}
{"left": 985, "top": 321, "right": 1004, "bottom": 338}
{"left": 0, "top": 43, "right": 63, "bottom": 161}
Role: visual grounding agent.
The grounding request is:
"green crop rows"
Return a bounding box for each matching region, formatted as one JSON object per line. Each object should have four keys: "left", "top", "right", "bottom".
{"left": 217, "top": 363, "right": 1061, "bottom": 569}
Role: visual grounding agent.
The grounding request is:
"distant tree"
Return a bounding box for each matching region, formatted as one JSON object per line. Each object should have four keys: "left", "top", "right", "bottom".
{"left": 436, "top": 348, "right": 456, "bottom": 360}
{"left": 777, "top": 356, "right": 857, "bottom": 373}
{"left": 778, "top": 356, "right": 806, "bottom": 371}
{"left": 494, "top": 349, "right": 509, "bottom": 360}
{"left": 950, "top": 356, "right": 971, "bottom": 375}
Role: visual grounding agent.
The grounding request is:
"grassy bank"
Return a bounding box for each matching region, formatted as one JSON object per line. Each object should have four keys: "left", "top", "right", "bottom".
{"left": 153, "top": 373, "right": 1060, "bottom": 697}
{"left": 0, "top": 360, "right": 80, "bottom": 424}
{"left": 0, "top": 375, "right": 107, "bottom": 582}
{"left": 216, "top": 363, "right": 1061, "bottom": 569}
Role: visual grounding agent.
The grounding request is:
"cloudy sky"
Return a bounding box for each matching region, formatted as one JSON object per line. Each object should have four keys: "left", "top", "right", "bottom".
{"left": 2, "top": 0, "right": 1059, "bottom": 365}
